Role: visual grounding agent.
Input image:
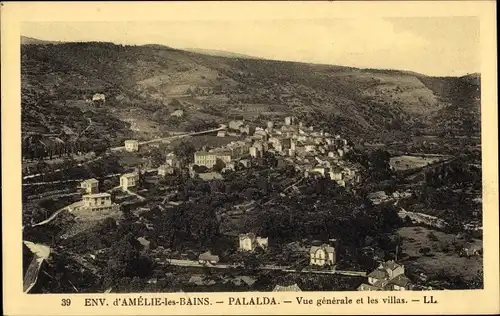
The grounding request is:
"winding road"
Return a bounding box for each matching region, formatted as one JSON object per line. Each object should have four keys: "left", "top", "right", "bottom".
{"left": 164, "top": 258, "right": 366, "bottom": 276}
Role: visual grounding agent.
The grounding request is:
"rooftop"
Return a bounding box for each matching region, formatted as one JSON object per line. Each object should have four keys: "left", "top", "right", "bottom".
{"left": 368, "top": 268, "right": 389, "bottom": 280}
{"left": 357, "top": 283, "right": 382, "bottom": 291}
{"left": 198, "top": 252, "right": 220, "bottom": 262}
{"left": 83, "top": 193, "right": 111, "bottom": 198}
{"left": 194, "top": 151, "right": 214, "bottom": 156}
{"left": 388, "top": 274, "right": 411, "bottom": 287}
{"left": 121, "top": 173, "right": 138, "bottom": 178}
{"left": 380, "top": 260, "right": 402, "bottom": 271}
{"left": 82, "top": 178, "right": 99, "bottom": 184}
{"left": 239, "top": 233, "right": 257, "bottom": 240}
{"left": 310, "top": 244, "right": 335, "bottom": 254}
{"left": 273, "top": 283, "right": 302, "bottom": 292}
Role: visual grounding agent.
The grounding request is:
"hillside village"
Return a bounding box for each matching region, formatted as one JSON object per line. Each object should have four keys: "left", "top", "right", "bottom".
{"left": 22, "top": 111, "right": 483, "bottom": 294}
{"left": 20, "top": 41, "right": 483, "bottom": 294}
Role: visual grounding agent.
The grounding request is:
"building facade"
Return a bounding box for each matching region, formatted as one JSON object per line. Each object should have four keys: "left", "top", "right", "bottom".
{"left": 158, "top": 165, "right": 174, "bottom": 176}
{"left": 80, "top": 178, "right": 99, "bottom": 194}
{"left": 82, "top": 193, "right": 114, "bottom": 212}
{"left": 120, "top": 173, "right": 139, "bottom": 190}
{"left": 194, "top": 152, "right": 217, "bottom": 168}
{"left": 358, "top": 260, "right": 412, "bottom": 291}
{"left": 124, "top": 140, "right": 139, "bottom": 152}
{"left": 309, "top": 244, "right": 336, "bottom": 266}
{"left": 239, "top": 233, "right": 269, "bottom": 252}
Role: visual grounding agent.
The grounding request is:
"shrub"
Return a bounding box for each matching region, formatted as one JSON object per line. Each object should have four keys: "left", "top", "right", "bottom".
{"left": 427, "top": 232, "right": 439, "bottom": 241}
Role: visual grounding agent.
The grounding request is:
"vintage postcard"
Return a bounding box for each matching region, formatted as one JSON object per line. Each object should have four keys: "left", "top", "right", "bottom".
{"left": 2, "top": 1, "right": 498, "bottom": 315}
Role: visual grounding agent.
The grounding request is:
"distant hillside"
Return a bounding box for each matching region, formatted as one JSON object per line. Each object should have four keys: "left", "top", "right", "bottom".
{"left": 21, "top": 41, "right": 481, "bottom": 148}
{"left": 21, "top": 36, "right": 63, "bottom": 45}
{"left": 184, "top": 48, "right": 259, "bottom": 59}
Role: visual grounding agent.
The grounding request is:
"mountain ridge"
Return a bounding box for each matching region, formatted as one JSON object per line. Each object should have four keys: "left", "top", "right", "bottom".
{"left": 183, "top": 48, "right": 259, "bottom": 60}
{"left": 21, "top": 40, "right": 481, "bottom": 147}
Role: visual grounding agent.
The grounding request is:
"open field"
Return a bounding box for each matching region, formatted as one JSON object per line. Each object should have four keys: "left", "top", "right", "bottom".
{"left": 398, "top": 226, "right": 482, "bottom": 285}
{"left": 390, "top": 155, "right": 446, "bottom": 171}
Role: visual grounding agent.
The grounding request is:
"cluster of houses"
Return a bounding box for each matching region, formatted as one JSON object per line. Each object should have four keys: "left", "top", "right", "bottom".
{"left": 194, "top": 233, "right": 411, "bottom": 291}
{"left": 357, "top": 260, "right": 413, "bottom": 291}
{"left": 190, "top": 116, "right": 360, "bottom": 186}
{"left": 75, "top": 171, "right": 140, "bottom": 214}
{"left": 77, "top": 178, "right": 119, "bottom": 214}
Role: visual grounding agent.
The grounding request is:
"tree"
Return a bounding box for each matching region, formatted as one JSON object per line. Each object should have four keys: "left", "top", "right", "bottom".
{"left": 149, "top": 148, "right": 165, "bottom": 167}
{"left": 213, "top": 158, "right": 226, "bottom": 173}
{"left": 192, "top": 164, "right": 209, "bottom": 174}
{"left": 102, "top": 179, "right": 114, "bottom": 192}
{"left": 419, "top": 247, "right": 431, "bottom": 256}
{"left": 173, "top": 141, "right": 196, "bottom": 164}
{"left": 243, "top": 253, "right": 262, "bottom": 271}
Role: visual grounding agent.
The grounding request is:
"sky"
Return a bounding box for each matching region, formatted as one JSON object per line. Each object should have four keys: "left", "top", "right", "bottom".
{"left": 21, "top": 17, "right": 480, "bottom": 77}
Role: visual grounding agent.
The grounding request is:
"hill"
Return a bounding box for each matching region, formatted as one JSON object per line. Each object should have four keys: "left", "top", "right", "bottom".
{"left": 21, "top": 41, "right": 481, "bottom": 153}
{"left": 21, "top": 36, "right": 64, "bottom": 45}
{"left": 184, "top": 48, "right": 259, "bottom": 59}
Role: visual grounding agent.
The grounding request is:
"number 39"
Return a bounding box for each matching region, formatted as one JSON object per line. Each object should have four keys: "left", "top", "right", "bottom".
{"left": 61, "top": 298, "right": 71, "bottom": 306}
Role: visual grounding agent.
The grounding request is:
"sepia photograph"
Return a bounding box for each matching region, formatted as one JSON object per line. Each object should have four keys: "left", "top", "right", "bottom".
{"left": 20, "top": 16, "right": 484, "bottom": 294}
{"left": 2, "top": 1, "right": 498, "bottom": 315}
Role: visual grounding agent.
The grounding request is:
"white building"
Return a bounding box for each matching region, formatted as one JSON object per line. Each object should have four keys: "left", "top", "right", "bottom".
{"left": 92, "top": 93, "right": 106, "bottom": 104}
{"left": 80, "top": 178, "right": 99, "bottom": 194}
{"left": 239, "top": 233, "right": 268, "bottom": 252}
{"left": 249, "top": 146, "right": 261, "bottom": 158}
{"left": 217, "top": 131, "right": 226, "bottom": 137}
{"left": 309, "top": 244, "right": 336, "bottom": 267}
{"left": 120, "top": 173, "right": 139, "bottom": 190}
{"left": 285, "top": 116, "right": 294, "bottom": 126}
{"left": 194, "top": 152, "right": 217, "bottom": 168}
{"left": 165, "top": 153, "right": 180, "bottom": 168}
{"left": 82, "top": 193, "right": 114, "bottom": 212}
{"left": 124, "top": 140, "right": 139, "bottom": 152}
{"left": 358, "top": 261, "right": 411, "bottom": 291}
{"left": 158, "top": 165, "right": 174, "bottom": 176}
